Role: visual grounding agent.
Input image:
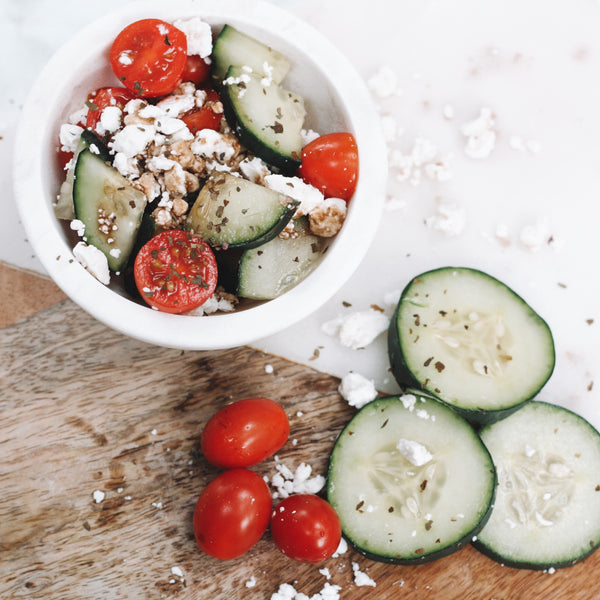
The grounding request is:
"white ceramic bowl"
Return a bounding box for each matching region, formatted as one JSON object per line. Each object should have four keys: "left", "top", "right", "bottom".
{"left": 14, "top": 0, "right": 387, "bottom": 350}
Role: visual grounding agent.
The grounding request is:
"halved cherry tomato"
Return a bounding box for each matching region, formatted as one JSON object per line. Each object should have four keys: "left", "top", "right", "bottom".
{"left": 57, "top": 148, "right": 74, "bottom": 171}
{"left": 270, "top": 494, "right": 342, "bottom": 563}
{"left": 133, "top": 229, "right": 218, "bottom": 314}
{"left": 181, "top": 54, "right": 211, "bottom": 86}
{"left": 201, "top": 398, "right": 289, "bottom": 468}
{"left": 298, "top": 132, "right": 359, "bottom": 201}
{"left": 193, "top": 469, "right": 272, "bottom": 560}
{"left": 85, "top": 86, "right": 136, "bottom": 132}
{"left": 181, "top": 89, "right": 222, "bottom": 133}
{"left": 109, "top": 19, "right": 187, "bottom": 98}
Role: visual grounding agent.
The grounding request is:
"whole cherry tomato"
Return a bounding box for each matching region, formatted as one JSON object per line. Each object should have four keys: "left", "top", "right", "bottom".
{"left": 85, "top": 86, "right": 136, "bottom": 132}
{"left": 181, "top": 55, "right": 212, "bottom": 86}
{"left": 270, "top": 494, "right": 342, "bottom": 563}
{"left": 298, "top": 132, "right": 359, "bottom": 201}
{"left": 193, "top": 469, "right": 272, "bottom": 560}
{"left": 109, "top": 19, "right": 187, "bottom": 98}
{"left": 201, "top": 397, "right": 289, "bottom": 468}
{"left": 133, "top": 229, "right": 218, "bottom": 314}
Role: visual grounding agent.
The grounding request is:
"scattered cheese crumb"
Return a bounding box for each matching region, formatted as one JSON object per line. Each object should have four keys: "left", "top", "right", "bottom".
{"left": 73, "top": 242, "right": 110, "bottom": 285}
{"left": 269, "top": 462, "right": 325, "bottom": 499}
{"left": 152, "top": 501, "right": 163, "bottom": 509}
{"left": 519, "top": 218, "right": 550, "bottom": 252}
{"left": 397, "top": 439, "right": 433, "bottom": 466}
{"left": 368, "top": 65, "right": 401, "bottom": 98}
{"left": 92, "top": 490, "right": 105, "bottom": 504}
{"left": 338, "top": 372, "right": 377, "bottom": 409}
{"left": 245, "top": 576, "right": 257, "bottom": 588}
{"left": 173, "top": 17, "right": 213, "bottom": 57}
{"left": 171, "top": 566, "right": 184, "bottom": 578}
{"left": 462, "top": 107, "right": 496, "bottom": 159}
{"left": 265, "top": 364, "right": 274, "bottom": 374}
{"left": 352, "top": 562, "right": 376, "bottom": 587}
{"left": 332, "top": 537, "right": 348, "bottom": 557}
{"left": 425, "top": 200, "right": 466, "bottom": 236}
{"left": 322, "top": 309, "right": 389, "bottom": 350}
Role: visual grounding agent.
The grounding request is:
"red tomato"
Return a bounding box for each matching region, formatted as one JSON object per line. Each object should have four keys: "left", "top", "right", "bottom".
{"left": 193, "top": 469, "right": 272, "bottom": 560}
{"left": 201, "top": 398, "right": 289, "bottom": 468}
{"left": 57, "top": 148, "right": 74, "bottom": 171}
{"left": 109, "top": 19, "right": 188, "bottom": 98}
{"left": 298, "top": 132, "right": 359, "bottom": 201}
{"left": 182, "top": 89, "right": 222, "bottom": 133}
{"left": 133, "top": 229, "right": 218, "bottom": 314}
{"left": 181, "top": 54, "right": 211, "bottom": 86}
{"left": 85, "top": 86, "right": 136, "bottom": 131}
{"left": 270, "top": 494, "right": 342, "bottom": 563}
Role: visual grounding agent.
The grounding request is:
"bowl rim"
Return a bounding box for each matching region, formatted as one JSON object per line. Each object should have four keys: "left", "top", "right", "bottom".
{"left": 13, "top": 0, "right": 387, "bottom": 350}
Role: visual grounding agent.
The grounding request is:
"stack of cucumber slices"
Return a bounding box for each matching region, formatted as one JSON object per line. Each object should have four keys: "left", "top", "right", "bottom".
{"left": 327, "top": 267, "right": 600, "bottom": 570}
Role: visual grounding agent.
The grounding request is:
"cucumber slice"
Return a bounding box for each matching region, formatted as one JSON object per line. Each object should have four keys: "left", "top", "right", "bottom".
{"left": 55, "top": 130, "right": 111, "bottom": 220}
{"left": 186, "top": 172, "right": 299, "bottom": 250}
{"left": 211, "top": 24, "right": 291, "bottom": 84}
{"left": 327, "top": 394, "right": 496, "bottom": 564}
{"left": 237, "top": 219, "right": 326, "bottom": 300}
{"left": 73, "top": 148, "right": 147, "bottom": 272}
{"left": 388, "top": 267, "right": 555, "bottom": 424}
{"left": 220, "top": 65, "right": 305, "bottom": 175}
{"left": 475, "top": 401, "right": 600, "bottom": 569}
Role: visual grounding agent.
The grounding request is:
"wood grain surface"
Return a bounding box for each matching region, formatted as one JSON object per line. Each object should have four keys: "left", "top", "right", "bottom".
{"left": 1, "top": 299, "right": 599, "bottom": 600}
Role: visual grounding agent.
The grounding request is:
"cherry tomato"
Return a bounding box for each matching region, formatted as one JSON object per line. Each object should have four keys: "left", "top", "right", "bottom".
{"left": 181, "top": 54, "right": 211, "bottom": 86}
{"left": 193, "top": 469, "right": 272, "bottom": 560}
{"left": 109, "top": 19, "right": 187, "bottom": 98}
{"left": 270, "top": 494, "right": 342, "bottom": 563}
{"left": 201, "top": 398, "right": 289, "bottom": 468}
{"left": 298, "top": 132, "right": 359, "bottom": 201}
{"left": 57, "top": 148, "right": 74, "bottom": 171}
{"left": 85, "top": 86, "right": 136, "bottom": 132}
{"left": 182, "top": 89, "right": 222, "bottom": 133}
{"left": 133, "top": 229, "right": 218, "bottom": 314}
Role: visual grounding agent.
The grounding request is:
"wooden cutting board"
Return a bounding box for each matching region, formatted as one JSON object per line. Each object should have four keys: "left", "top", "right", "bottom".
{"left": 1, "top": 299, "right": 598, "bottom": 600}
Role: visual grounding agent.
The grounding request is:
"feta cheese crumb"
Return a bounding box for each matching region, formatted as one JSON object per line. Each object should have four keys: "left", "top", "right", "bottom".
{"left": 368, "top": 65, "right": 401, "bottom": 98}
{"left": 425, "top": 200, "right": 466, "bottom": 236}
{"left": 519, "top": 218, "right": 550, "bottom": 251}
{"left": 322, "top": 309, "right": 389, "bottom": 350}
{"left": 70, "top": 219, "right": 86, "bottom": 238}
{"left": 174, "top": 18, "right": 212, "bottom": 57}
{"left": 265, "top": 364, "right": 274, "bottom": 374}
{"left": 265, "top": 174, "right": 324, "bottom": 215}
{"left": 319, "top": 568, "right": 331, "bottom": 580}
{"left": 73, "top": 242, "right": 110, "bottom": 285}
{"left": 92, "top": 490, "right": 105, "bottom": 503}
{"left": 59, "top": 123, "right": 84, "bottom": 152}
{"left": 397, "top": 439, "right": 433, "bottom": 466}
{"left": 245, "top": 576, "right": 257, "bottom": 588}
{"left": 171, "top": 566, "right": 184, "bottom": 578}
{"left": 352, "top": 562, "right": 376, "bottom": 587}
{"left": 338, "top": 372, "right": 377, "bottom": 408}
{"left": 462, "top": 107, "right": 496, "bottom": 159}
{"left": 332, "top": 537, "right": 348, "bottom": 557}
{"left": 269, "top": 462, "right": 325, "bottom": 499}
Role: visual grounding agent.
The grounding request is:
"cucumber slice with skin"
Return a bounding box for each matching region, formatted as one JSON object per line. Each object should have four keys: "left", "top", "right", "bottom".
{"left": 388, "top": 267, "right": 555, "bottom": 424}
{"left": 186, "top": 172, "right": 299, "bottom": 250}
{"left": 211, "top": 24, "right": 291, "bottom": 84}
{"left": 220, "top": 65, "right": 305, "bottom": 175}
{"left": 475, "top": 401, "right": 600, "bottom": 569}
{"left": 73, "top": 148, "right": 147, "bottom": 272}
{"left": 327, "top": 394, "right": 496, "bottom": 564}
{"left": 237, "top": 218, "right": 326, "bottom": 300}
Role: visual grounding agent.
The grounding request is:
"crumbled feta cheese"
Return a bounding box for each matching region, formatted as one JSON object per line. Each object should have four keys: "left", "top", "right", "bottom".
{"left": 245, "top": 576, "right": 257, "bottom": 588}
{"left": 425, "top": 200, "right": 466, "bottom": 236}
{"left": 319, "top": 568, "right": 331, "bottom": 580}
{"left": 389, "top": 137, "right": 452, "bottom": 186}
{"left": 270, "top": 582, "right": 341, "bottom": 600}
{"left": 442, "top": 104, "right": 455, "bottom": 120}
{"left": 73, "top": 242, "right": 110, "bottom": 285}
{"left": 308, "top": 198, "right": 346, "bottom": 237}
{"left": 110, "top": 124, "right": 156, "bottom": 158}
{"left": 174, "top": 17, "right": 213, "bottom": 58}
{"left": 368, "top": 65, "right": 401, "bottom": 98}
{"left": 352, "top": 562, "right": 376, "bottom": 587}
{"left": 70, "top": 219, "right": 86, "bottom": 238}
{"left": 157, "top": 93, "right": 196, "bottom": 118}
{"left": 265, "top": 364, "right": 274, "bottom": 374}
{"left": 68, "top": 105, "right": 88, "bottom": 125}
{"left": 92, "top": 490, "right": 105, "bottom": 503}
{"left": 301, "top": 128, "right": 320, "bottom": 146}
{"left": 265, "top": 174, "right": 324, "bottom": 215}
{"left": 171, "top": 566, "right": 183, "bottom": 578}
{"left": 155, "top": 117, "right": 188, "bottom": 136}
{"left": 269, "top": 462, "right": 325, "bottom": 499}
{"left": 462, "top": 107, "right": 496, "bottom": 159}
{"left": 332, "top": 537, "right": 348, "bottom": 557}
{"left": 322, "top": 309, "right": 389, "bottom": 350}
{"left": 186, "top": 293, "right": 236, "bottom": 316}
{"left": 191, "top": 129, "right": 237, "bottom": 161}
{"left": 519, "top": 218, "right": 550, "bottom": 251}
{"left": 112, "top": 152, "right": 141, "bottom": 178}
{"left": 397, "top": 438, "right": 433, "bottom": 466}
{"left": 59, "top": 123, "right": 84, "bottom": 152}
{"left": 96, "top": 105, "right": 122, "bottom": 135}
{"left": 239, "top": 156, "right": 271, "bottom": 183}
{"left": 338, "top": 372, "right": 377, "bottom": 408}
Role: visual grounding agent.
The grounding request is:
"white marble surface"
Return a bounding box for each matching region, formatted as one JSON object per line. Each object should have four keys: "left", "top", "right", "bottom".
{"left": 3, "top": 0, "right": 600, "bottom": 429}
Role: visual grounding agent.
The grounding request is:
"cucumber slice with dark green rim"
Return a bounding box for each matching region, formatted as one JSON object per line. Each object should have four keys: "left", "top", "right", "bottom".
{"left": 220, "top": 65, "right": 305, "bottom": 175}
{"left": 73, "top": 148, "right": 147, "bottom": 272}
{"left": 211, "top": 24, "right": 291, "bottom": 84}
{"left": 237, "top": 218, "right": 326, "bottom": 300}
{"left": 475, "top": 401, "right": 600, "bottom": 570}
{"left": 186, "top": 172, "right": 298, "bottom": 250}
{"left": 388, "top": 267, "right": 555, "bottom": 424}
{"left": 55, "top": 129, "right": 111, "bottom": 220}
{"left": 327, "top": 394, "right": 496, "bottom": 564}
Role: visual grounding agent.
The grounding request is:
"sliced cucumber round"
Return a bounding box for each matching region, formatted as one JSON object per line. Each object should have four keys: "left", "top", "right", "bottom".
{"left": 186, "top": 172, "right": 298, "bottom": 250}
{"left": 475, "top": 401, "right": 600, "bottom": 569}
{"left": 388, "top": 267, "right": 555, "bottom": 424}
{"left": 220, "top": 65, "right": 305, "bottom": 175}
{"left": 327, "top": 394, "right": 496, "bottom": 565}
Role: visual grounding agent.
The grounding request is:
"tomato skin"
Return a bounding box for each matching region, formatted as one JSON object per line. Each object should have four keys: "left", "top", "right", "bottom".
{"left": 182, "top": 89, "right": 222, "bottom": 133}
{"left": 298, "top": 132, "right": 359, "bottom": 201}
{"left": 193, "top": 469, "right": 272, "bottom": 560}
{"left": 109, "top": 19, "right": 188, "bottom": 98}
{"left": 270, "top": 494, "right": 342, "bottom": 563}
{"left": 85, "top": 86, "right": 136, "bottom": 131}
{"left": 181, "top": 55, "right": 211, "bottom": 86}
{"left": 133, "top": 229, "right": 218, "bottom": 314}
{"left": 201, "top": 398, "right": 289, "bottom": 468}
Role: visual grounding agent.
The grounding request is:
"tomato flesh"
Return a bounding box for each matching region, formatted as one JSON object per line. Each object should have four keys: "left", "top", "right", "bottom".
{"left": 201, "top": 398, "right": 289, "bottom": 468}
{"left": 182, "top": 89, "right": 222, "bottom": 133}
{"left": 133, "top": 229, "right": 218, "bottom": 314}
{"left": 298, "top": 132, "right": 359, "bottom": 201}
{"left": 85, "top": 87, "right": 136, "bottom": 132}
{"left": 109, "top": 19, "right": 188, "bottom": 98}
{"left": 193, "top": 469, "right": 272, "bottom": 560}
{"left": 270, "top": 494, "right": 342, "bottom": 562}
{"left": 181, "top": 54, "right": 211, "bottom": 86}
